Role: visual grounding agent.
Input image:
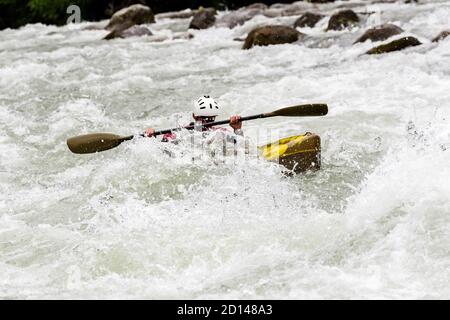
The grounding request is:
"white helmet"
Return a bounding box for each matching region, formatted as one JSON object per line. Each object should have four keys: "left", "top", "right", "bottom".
{"left": 193, "top": 95, "right": 220, "bottom": 117}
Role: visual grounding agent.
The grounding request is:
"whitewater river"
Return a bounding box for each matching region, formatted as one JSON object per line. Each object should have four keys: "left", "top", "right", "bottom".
{"left": 1, "top": 0, "right": 449, "bottom": 299}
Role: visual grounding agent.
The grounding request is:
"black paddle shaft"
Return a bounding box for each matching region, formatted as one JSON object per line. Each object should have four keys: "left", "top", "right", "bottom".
{"left": 140, "top": 103, "right": 328, "bottom": 137}
{"left": 150, "top": 113, "right": 266, "bottom": 136}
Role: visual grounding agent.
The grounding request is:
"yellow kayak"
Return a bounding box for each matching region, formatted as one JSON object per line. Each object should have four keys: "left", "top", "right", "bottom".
{"left": 259, "top": 132, "right": 321, "bottom": 173}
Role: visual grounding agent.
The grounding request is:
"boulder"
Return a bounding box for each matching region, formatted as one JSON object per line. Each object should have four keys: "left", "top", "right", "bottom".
{"left": 263, "top": 9, "right": 284, "bottom": 18}
{"left": 104, "top": 25, "right": 152, "bottom": 40}
{"left": 106, "top": 4, "right": 154, "bottom": 31}
{"left": 326, "top": 10, "right": 359, "bottom": 31}
{"left": 147, "top": 35, "right": 169, "bottom": 42}
{"left": 156, "top": 9, "right": 197, "bottom": 20}
{"left": 104, "top": 0, "right": 147, "bottom": 17}
{"left": 119, "top": 25, "right": 152, "bottom": 38}
{"left": 281, "top": 6, "right": 305, "bottom": 17}
{"left": 354, "top": 24, "right": 403, "bottom": 44}
{"left": 294, "top": 12, "right": 325, "bottom": 28}
{"left": 189, "top": 8, "right": 216, "bottom": 30}
{"left": 243, "top": 25, "right": 302, "bottom": 50}
{"left": 245, "top": 3, "right": 268, "bottom": 10}
{"left": 270, "top": 3, "right": 289, "bottom": 9}
{"left": 264, "top": 3, "right": 305, "bottom": 18}
{"left": 216, "top": 8, "right": 263, "bottom": 29}
{"left": 366, "top": 36, "right": 422, "bottom": 54}
{"left": 173, "top": 32, "right": 194, "bottom": 40}
{"left": 432, "top": 30, "right": 450, "bottom": 42}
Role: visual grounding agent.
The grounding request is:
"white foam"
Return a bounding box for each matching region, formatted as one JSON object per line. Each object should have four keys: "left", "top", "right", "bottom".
{"left": 1, "top": 0, "right": 449, "bottom": 299}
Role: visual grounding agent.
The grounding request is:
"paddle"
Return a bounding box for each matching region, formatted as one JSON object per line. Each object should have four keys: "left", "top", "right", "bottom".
{"left": 67, "top": 103, "right": 328, "bottom": 154}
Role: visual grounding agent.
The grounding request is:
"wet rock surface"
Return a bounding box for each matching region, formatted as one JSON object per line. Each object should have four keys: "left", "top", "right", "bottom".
{"left": 104, "top": 4, "right": 154, "bottom": 39}
{"left": 366, "top": 36, "right": 422, "bottom": 54}
{"left": 106, "top": 4, "right": 155, "bottom": 31}
{"left": 354, "top": 24, "right": 404, "bottom": 44}
{"left": 432, "top": 30, "right": 450, "bottom": 42}
{"left": 327, "top": 10, "right": 359, "bottom": 31}
{"left": 245, "top": 3, "right": 268, "bottom": 10}
{"left": 243, "top": 25, "right": 302, "bottom": 49}
{"left": 216, "top": 7, "right": 265, "bottom": 28}
{"left": 294, "top": 13, "right": 325, "bottom": 28}
{"left": 119, "top": 25, "right": 152, "bottom": 38}
{"left": 156, "top": 9, "right": 198, "bottom": 20}
{"left": 189, "top": 8, "right": 217, "bottom": 30}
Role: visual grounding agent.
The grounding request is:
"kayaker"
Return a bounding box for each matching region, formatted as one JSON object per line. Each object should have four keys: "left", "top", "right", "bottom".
{"left": 144, "top": 96, "right": 243, "bottom": 142}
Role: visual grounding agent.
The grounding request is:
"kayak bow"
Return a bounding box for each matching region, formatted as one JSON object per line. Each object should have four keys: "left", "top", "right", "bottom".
{"left": 259, "top": 132, "right": 321, "bottom": 173}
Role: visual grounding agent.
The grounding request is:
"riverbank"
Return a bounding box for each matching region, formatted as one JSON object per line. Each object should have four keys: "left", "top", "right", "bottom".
{"left": 1, "top": 0, "right": 294, "bottom": 30}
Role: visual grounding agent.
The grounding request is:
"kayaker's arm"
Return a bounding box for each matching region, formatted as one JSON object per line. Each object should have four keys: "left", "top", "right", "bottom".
{"left": 144, "top": 128, "right": 177, "bottom": 142}
{"left": 144, "top": 128, "right": 156, "bottom": 137}
{"left": 230, "top": 115, "right": 243, "bottom": 136}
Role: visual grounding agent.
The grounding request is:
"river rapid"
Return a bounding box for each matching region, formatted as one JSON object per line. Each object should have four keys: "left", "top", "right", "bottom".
{"left": 1, "top": 0, "right": 449, "bottom": 299}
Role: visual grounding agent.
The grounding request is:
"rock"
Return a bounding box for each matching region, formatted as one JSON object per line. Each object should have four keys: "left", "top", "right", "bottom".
{"left": 147, "top": 35, "right": 169, "bottom": 42}
{"left": 264, "top": 3, "right": 305, "bottom": 18}
{"left": 326, "top": 10, "right": 359, "bottom": 31}
{"left": 106, "top": 4, "right": 154, "bottom": 31}
{"left": 216, "top": 8, "right": 263, "bottom": 29}
{"left": 104, "top": 30, "right": 119, "bottom": 40}
{"left": 173, "top": 32, "right": 194, "bottom": 40}
{"left": 366, "top": 36, "right": 422, "bottom": 54}
{"left": 245, "top": 3, "right": 268, "bottom": 10}
{"left": 354, "top": 24, "right": 403, "bottom": 44}
{"left": 119, "top": 25, "right": 152, "bottom": 38}
{"left": 262, "top": 9, "right": 284, "bottom": 18}
{"left": 432, "top": 30, "right": 450, "bottom": 42}
{"left": 156, "top": 9, "right": 197, "bottom": 20}
{"left": 294, "top": 12, "right": 325, "bottom": 28}
{"left": 104, "top": 0, "right": 147, "bottom": 17}
{"left": 270, "top": 3, "right": 289, "bottom": 9}
{"left": 281, "top": 6, "right": 305, "bottom": 17}
{"left": 243, "top": 25, "right": 302, "bottom": 50}
{"left": 189, "top": 8, "right": 216, "bottom": 30}
{"left": 104, "top": 25, "right": 152, "bottom": 39}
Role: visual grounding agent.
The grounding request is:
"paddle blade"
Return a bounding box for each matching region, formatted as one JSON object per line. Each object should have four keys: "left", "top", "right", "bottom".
{"left": 271, "top": 104, "right": 328, "bottom": 117}
{"left": 67, "top": 133, "right": 132, "bottom": 154}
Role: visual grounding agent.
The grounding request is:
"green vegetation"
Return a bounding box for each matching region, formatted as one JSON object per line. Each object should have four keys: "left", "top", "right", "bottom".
{"left": 28, "top": 0, "right": 84, "bottom": 22}
{"left": 0, "top": 0, "right": 97, "bottom": 29}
